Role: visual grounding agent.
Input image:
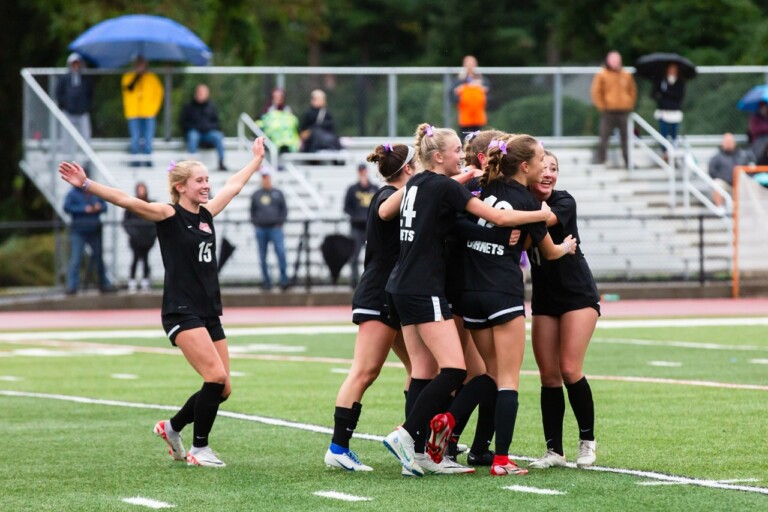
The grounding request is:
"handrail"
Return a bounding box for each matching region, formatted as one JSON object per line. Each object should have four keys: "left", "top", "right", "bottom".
{"left": 237, "top": 112, "right": 278, "bottom": 170}
{"left": 681, "top": 153, "right": 734, "bottom": 216}
{"left": 628, "top": 113, "right": 676, "bottom": 209}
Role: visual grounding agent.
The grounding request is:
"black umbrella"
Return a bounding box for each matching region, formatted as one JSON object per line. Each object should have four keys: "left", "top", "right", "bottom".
{"left": 634, "top": 52, "right": 697, "bottom": 80}
{"left": 218, "top": 237, "right": 236, "bottom": 271}
{"left": 321, "top": 234, "right": 356, "bottom": 285}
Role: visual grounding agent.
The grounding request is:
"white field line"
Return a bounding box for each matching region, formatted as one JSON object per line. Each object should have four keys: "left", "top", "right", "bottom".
{"left": 121, "top": 496, "right": 174, "bottom": 509}
{"left": 503, "top": 485, "right": 565, "bottom": 495}
{"left": 111, "top": 374, "right": 139, "bottom": 380}
{"left": 2, "top": 338, "right": 767, "bottom": 391}
{"left": 313, "top": 491, "right": 372, "bottom": 502}
{"left": 638, "top": 478, "right": 760, "bottom": 486}
{"left": 749, "top": 359, "right": 768, "bottom": 365}
{"left": 593, "top": 337, "right": 768, "bottom": 352}
{"left": 2, "top": 390, "right": 766, "bottom": 497}
{"left": 647, "top": 361, "right": 682, "bottom": 367}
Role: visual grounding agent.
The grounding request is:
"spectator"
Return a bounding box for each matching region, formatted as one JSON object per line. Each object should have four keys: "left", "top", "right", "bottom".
{"left": 250, "top": 170, "right": 289, "bottom": 290}
{"left": 258, "top": 88, "right": 301, "bottom": 154}
{"left": 708, "top": 133, "right": 752, "bottom": 213}
{"left": 452, "top": 55, "right": 490, "bottom": 137}
{"left": 121, "top": 56, "right": 164, "bottom": 166}
{"left": 180, "top": 84, "right": 227, "bottom": 171}
{"left": 748, "top": 101, "right": 768, "bottom": 160}
{"left": 63, "top": 183, "right": 114, "bottom": 295}
{"left": 652, "top": 62, "right": 686, "bottom": 157}
{"left": 122, "top": 182, "right": 157, "bottom": 293}
{"left": 343, "top": 163, "right": 378, "bottom": 288}
{"left": 590, "top": 51, "right": 637, "bottom": 168}
{"left": 55, "top": 53, "right": 94, "bottom": 157}
{"left": 298, "top": 89, "right": 341, "bottom": 153}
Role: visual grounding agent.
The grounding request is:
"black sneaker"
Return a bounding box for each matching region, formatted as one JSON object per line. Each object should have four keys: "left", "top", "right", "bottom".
{"left": 467, "top": 450, "right": 494, "bottom": 466}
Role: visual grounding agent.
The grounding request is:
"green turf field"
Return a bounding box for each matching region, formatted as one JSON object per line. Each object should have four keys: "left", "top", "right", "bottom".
{"left": 1, "top": 318, "right": 766, "bottom": 511}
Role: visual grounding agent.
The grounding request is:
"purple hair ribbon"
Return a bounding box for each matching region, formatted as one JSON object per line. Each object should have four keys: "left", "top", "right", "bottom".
{"left": 167, "top": 160, "right": 176, "bottom": 173}
{"left": 384, "top": 143, "right": 393, "bottom": 152}
{"left": 424, "top": 124, "right": 434, "bottom": 137}
{"left": 464, "top": 130, "right": 480, "bottom": 142}
{"left": 489, "top": 140, "right": 507, "bottom": 155}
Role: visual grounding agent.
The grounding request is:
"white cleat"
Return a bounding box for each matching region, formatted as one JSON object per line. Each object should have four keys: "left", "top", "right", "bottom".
{"left": 153, "top": 420, "right": 185, "bottom": 461}
{"left": 186, "top": 446, "right": 226, "bottom": 467}
{"left": 383, "top": 427, "right": 424, "bottom": 477}
{"left": 528, "top": 449, "right": 567, "bottom": 469}
{"left": 576, "top": 440, "right": 597, "bottom": 468}
{"left": 415, "top": 453, "right": 475, "bottom": 475}
{"left": 324, "top": 445, "right": 373, "bottom": 472}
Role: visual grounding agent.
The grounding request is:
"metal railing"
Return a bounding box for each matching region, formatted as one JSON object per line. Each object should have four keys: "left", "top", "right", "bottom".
{"left": 628, "top": 112, "right": 677, "bottom": 209}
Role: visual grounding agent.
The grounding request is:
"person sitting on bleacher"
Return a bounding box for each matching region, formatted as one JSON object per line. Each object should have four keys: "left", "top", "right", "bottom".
{"left": 708, "top": 132, "right": 753, "bottom": 213}
{"left": 180, "top": 84, "right": 227, "bottom": 171}
{"left": 258, "top": 88, "right": 300, "bottom": 154}
{"left": 298, "top": 89, "right": 342, "bottom": 153}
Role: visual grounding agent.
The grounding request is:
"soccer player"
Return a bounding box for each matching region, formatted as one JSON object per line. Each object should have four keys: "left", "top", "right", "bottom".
{"left": 527, "top": 150, "right": 601, "bottom": 469}
{"left": 428, "top": 134, "right": 577, "bottom": 476}
{"left": 324, "top": 143, "right": 416, "bottom": 472}
{"left": 57, "top": 138, "right": 267, "bottom": 468}
{"left": 381, "top": 124, "right": 551, "bottom": 477}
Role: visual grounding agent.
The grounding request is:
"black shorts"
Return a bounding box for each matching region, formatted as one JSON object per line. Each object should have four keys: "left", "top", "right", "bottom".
{"left": 352, "top": 302, "right": 400, "bottom": 330}
{"left": 388, "top": 293, "right": 453, "bottom": 326}
{"left": 445, "top": 286, "right": 464, "bottom": 317}
{"left": 461, "top": 290, "right": 526, "bottom": 330}
{"left": 162, "top": 313, "right": 226, "bottom": 346}
{"left": 531, "top": 295, "right": 601, "bottom": 317}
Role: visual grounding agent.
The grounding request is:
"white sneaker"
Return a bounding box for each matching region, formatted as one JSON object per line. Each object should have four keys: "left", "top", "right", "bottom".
{"left": 415, "top": 453, "right": 475, "bottom": 475}
{"left": 528, "top": 449, "right": 567, "bottom": 469}
{"left": 153, "top": 420, "right": 185, "bottom": 461}
{"left": 383, "top": 427, "right": 424, "bottom": 476}
{"left": 128, "top": 279, "right": 137, "bottom": 294}
{"left": 576, "top": 440, "right": 597, "bottom": 468}
{"left": 324, "top": 444, "right": 373, "bottom": 472}
{"left": 140, "top": 278, "right": 150, "bottom": 292}
{"left": 186, "top": 446, "right": 226, "bottom": 467}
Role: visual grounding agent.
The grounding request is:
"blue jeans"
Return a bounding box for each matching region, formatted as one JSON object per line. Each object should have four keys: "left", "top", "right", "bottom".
{"left": 67, "top": 229, "right": 111, "bottom": 291}
{"left": 127, "top": 117, "right": 156, "bottom": 163}
{"left": 186, "top": 129, "right": 225, "bottom": 163}
{"left": 658, "top": 120, "right": 679, "bottom": 146}
{"left": 255, "top": 227, "right": 288, "bottom": 288}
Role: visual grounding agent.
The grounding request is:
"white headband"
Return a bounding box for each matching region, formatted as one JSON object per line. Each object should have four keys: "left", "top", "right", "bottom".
{"left": 396, "top": 145, "right": 415, "bottom": 172}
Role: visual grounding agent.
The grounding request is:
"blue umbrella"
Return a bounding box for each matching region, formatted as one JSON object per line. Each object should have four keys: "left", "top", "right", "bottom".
{"left": 737, "top": 84, "right": 768, "bottom": 112}
{"left": 68, "top": 14, "right": 212, "bottom": 68}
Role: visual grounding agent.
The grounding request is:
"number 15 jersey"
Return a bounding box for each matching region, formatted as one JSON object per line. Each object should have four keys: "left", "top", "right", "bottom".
{"left": 156, "top": 203, "right": 222, "bottom": 317}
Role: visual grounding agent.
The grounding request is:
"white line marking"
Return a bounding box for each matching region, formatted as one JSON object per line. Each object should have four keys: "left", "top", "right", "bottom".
{"left": 10, "top": 348, "right": 134, "bottom": 357}
{"left": 229, "top": 371, "right": 247, "bottom": 377}
{"left": 229, "top": 344, "right": 306, "bottom": 353}
{"left": 3, "top": 390, "right": 767, "bottom": 496}
{"left": 313, "top": 491, "right": 372, "bottom": 502}
{"left": 749, "top": 359, "right": 768, "bottom": 365}
{"left": 0, "top": 376, "right": 21, "bottom": 381}
{"left": 648, "top": 361, "right": 682, "bottom": 367}
{"left": 638, "top": 478, "right": 760, "bottom": 486}
{"left": 111, "top": 374, "right": 139, "bottom": 380}
{"left": 330, "top": 368, "right": 350, "bottom": 374}
{"left": 594, "top": 337, "right": 768, "bottom": 352}
{"left": 121, "top": 496, "right": 174, "bottom": 509}
{"left": 503, "top": 485, "right": 565, "bottom": 495}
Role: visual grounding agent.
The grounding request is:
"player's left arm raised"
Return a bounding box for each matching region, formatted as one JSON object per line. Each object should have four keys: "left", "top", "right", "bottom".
{"left": 207, "top": 137, "right": 265, "bottom": 217}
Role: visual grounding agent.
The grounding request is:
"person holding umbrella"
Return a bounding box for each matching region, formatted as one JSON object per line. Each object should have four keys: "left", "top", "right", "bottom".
{"left": 121, "top": 56, "right": 164, "bottom": 167}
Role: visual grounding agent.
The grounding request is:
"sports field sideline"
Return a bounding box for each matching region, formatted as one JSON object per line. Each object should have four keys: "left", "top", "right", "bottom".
{"left": 1, "top": 298, "right": 766, "bottom": 511}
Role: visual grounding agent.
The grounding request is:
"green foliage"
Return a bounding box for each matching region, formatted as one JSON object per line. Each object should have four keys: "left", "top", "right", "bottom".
{"left": 490, "top": 96, "right": 599, "bottom": 137}
{"left": 0, "top": 234, "right": 55, "bottom": 286}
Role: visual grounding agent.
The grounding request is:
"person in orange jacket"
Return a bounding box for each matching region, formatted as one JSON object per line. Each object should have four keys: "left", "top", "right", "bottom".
{"left": 452, "top": 56, "right": 490, "bottom": 138}
{"left": 590, "top": 51, "right": 637, "bottom": 168}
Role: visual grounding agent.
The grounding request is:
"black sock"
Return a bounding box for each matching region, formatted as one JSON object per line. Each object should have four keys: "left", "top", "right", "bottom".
{"left": 471, "top": 386, "right": 497, "bottom": 454}
{"left": 540, "top": 386, "right": 565, "bottom": 455}
{"left": 448, "top": 374, "right": 495, "bottom": 428}
{"left": 405, "top": 378, "right": 431, "bottom": 419}
{"left": 170, "top": 391, "right": 199, "bottom": 432}
{"left": 566, "top": 377, "right": 595, "bottom": 441}
{"left": 494, "top": 389, "right": 519, "bottom": 457}
{"left": 402, "top": 368, "right": 466, "bottom": 453}
{"left": 331, "top": 402, "right": 362, "bottom": 449}
{"left": 403, "top": 389, "right": 408, "bottom": 418}
{"left": 192, "top": 382, "right": 226, "bottom": 448}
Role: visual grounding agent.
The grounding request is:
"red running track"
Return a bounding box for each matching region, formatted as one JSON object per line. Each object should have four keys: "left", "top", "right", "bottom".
{"left": 0, "top": 298, "right": 766, "bottom": 330}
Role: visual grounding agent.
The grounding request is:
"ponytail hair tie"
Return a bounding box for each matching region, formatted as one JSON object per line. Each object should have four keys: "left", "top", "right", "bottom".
{"left": 423, "top": 124, "right": 434, "bottom": 137}
{"left": 383, "top": 143, "right": 393, "bottom": 152}
{"left": 488, "top": 140, "right": 507, "bottom": 155}
{"left": 464, "top": 130, "right": 480, "bottom": 142}
{"left": 167, "top": 160, "right": 176, "bottom": 173}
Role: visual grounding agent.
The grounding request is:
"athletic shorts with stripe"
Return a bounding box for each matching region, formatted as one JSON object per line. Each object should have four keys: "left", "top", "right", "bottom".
{"left": 388, "top": 293, "right": 453, "bottom": 326}
{"left": 352, "top": 301, "right": 401, "bottom": 330}
{"left": 461, "top": 290, "right": 526, "bottom": 330}
{"left": 162, "top": 313, "right": 226, "bottom": 346}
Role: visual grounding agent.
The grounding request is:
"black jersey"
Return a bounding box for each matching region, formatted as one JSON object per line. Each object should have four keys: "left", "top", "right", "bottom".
{"left": 156, "top": 204, "right": 222, "bottom": 317}
{"left": 528, "top": 190, "right": 600, "bottom": 308}
{"left": 352, "top": 186, "right": 399, "bottom": 304}
{"left": 386, "top": 171, "right": 473, "bottom": 296}
{"left": 462, "top": 179, "right": 547, "bottom": 294}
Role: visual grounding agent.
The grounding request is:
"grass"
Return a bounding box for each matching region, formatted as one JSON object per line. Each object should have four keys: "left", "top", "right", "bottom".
{"left": 1, "top": 320, "right": 767, "bottom": 511}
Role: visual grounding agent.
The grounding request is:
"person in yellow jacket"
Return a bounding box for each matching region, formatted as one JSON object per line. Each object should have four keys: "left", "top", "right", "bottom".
{"left": 590, "top": 51, "right": 636, "bottom": 168}
{"left": 121, "top": 56, "right": 164, "bottom": 166}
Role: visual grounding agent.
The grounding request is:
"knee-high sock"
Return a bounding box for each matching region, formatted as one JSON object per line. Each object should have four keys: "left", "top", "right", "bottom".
{"left": 445, "top": 374, "right": 495, "bottom": 446}
{"left": 405, "top": 378, "right": 431, "bottom": 419}
{"left": 192, "top": 382, "right": 226, "bottom": 448}
{"left": 471, "top": 386, "right": 497, "bottom": 454}
{"left": 540, "top": 386, "right": 565, "bottom": 455}
{"left": 566, "top": 377, "right": 595, "bottom": 441}
{"left": 331, "top": 402, "right": 362, "bottom": 449}
{"left": 494, "top": 389, "right": 519, "bottom": 457}
{"left": 402, "top": 368, "right": 466, "bottom": 453}
{"left": 170, "top": 391, "right": 199, "bottom": 432}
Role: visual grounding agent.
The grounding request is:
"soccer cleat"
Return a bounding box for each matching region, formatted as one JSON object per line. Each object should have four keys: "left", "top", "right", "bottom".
{"left": 186, "top": 446, "right": 226, "bottom": 467}
{"left": 415, "top": 453, "right": 475, "bottom": 475}
{"left": 426, "top": 412, "right": 456, "bottom": 463}
{"left": 466, "top": 449, "right": 494, "bottom": 466}
{"left": 324, "top": 443, "right": 373, "bottom": 472}
{"left": 491, "top": 460, "right": 529, "bottom": 476}
{"left": 383, "top": 427, "right": 424, "bottom": 477}
{"left": 576, "top": 439, "right": 597, "bottom": 468}
{"left": 528, "top": 449, "right": 567, "bottom": 469}
{"left": 153, "top": 420, "right": 185, "bottom": 461}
